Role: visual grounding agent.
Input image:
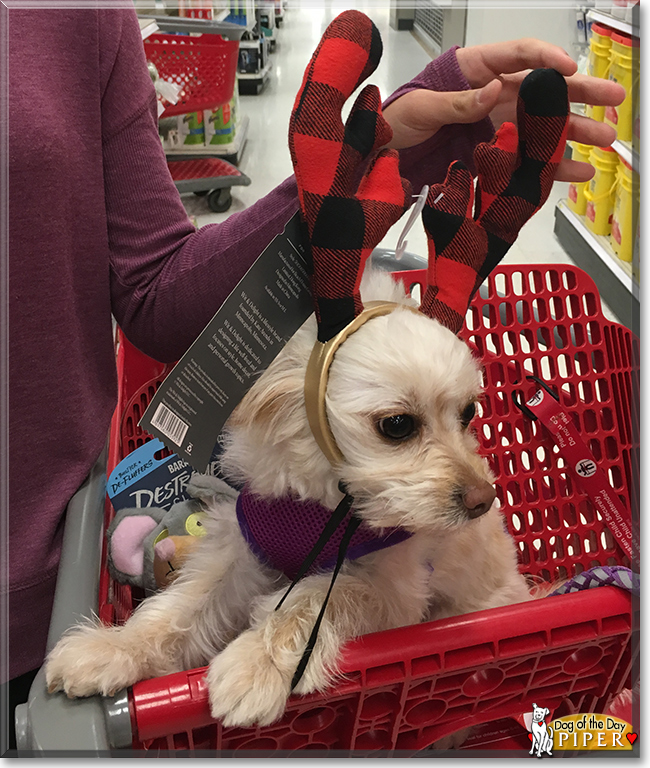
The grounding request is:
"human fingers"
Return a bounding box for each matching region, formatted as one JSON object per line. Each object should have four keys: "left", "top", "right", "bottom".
{"left": 567, "top": 112, "right": 618, "bottom": 148}
{"left": 565, "top": 72, "right": 626, "bottom": 106}
{"left": 384, "top": 79, "right": 502, "bottom": 149}
{"left": 491, "top": 73, "right": 625, "bottom": 133}
{"left": 495, "top": 70, "right": 625, "bottom": 109}
{"left": 488, "top": 73, "right": 525, "bottom": 127}
{"left": 456, "top": 38, "right": 576, "bottom": 88}
{"left": 555, "top": 158, "right": 595, "bottom": 183}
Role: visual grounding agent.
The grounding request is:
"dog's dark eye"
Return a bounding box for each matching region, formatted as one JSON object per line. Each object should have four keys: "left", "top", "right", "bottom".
{"left": 460, "top": 402, "right": 476, "bottom": 428}
{"left": 377, "top": 414, "right": 417, "bottom": 441}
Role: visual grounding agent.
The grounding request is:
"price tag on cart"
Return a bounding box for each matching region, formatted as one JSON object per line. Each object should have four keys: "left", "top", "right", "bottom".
{"left": 140, "top": 211, "right": 313, "bottom": 471}
{"left": 516, "top": 377, "right": 639, "bottom": 568}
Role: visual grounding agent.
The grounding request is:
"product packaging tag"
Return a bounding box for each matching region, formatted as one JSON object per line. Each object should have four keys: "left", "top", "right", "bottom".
{"left": 525, "top": 387, "right": 639, "bottom": 567}
{"left": 140, "top": 211, "right": 312, "bottom": 470}
{"left": 107, "top": 438, "right": 194, "bottom": 512}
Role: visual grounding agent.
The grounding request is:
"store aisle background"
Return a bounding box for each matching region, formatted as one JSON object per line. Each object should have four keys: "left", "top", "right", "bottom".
{"left": 181, "top": 1, "right": 618, "bottom": 321}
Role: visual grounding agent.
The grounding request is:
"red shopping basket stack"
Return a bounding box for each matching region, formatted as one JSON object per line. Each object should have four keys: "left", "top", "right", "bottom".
{"left": 102, "top": 264, "right": 638, "bottom": 753}
{"left": 143, "top": 29, "right": 249, "bottom": 213}
{"left": 144, "top": 32, "right": 240, "bottom": 118}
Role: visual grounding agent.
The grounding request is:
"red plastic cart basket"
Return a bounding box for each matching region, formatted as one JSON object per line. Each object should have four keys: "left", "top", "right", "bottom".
{"left": 103, "top": 263, "right": 638, "bottom": 754}
{"left": 144, "top": 32, "right": 240, "bottom": 118}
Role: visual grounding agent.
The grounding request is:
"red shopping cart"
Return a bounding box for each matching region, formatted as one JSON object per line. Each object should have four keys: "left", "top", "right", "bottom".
{"left": 144, "top": 31, "right": 240, "bottom": 119}
{"left": 100, "top": 263, "right": 638, "bottom": 754}
{"left": 143, "top": 22, "right": 250, "bottom": 212}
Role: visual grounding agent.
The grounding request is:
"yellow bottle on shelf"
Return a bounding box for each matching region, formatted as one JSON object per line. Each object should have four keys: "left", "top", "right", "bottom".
{"left": 584, "top": 146, "right": 619, "bottom": 236}
{"left": 610, "top": 157, "right": 639, "bottom": 262}
{"left": 586, "top": 22, "right": 614, "bottom": 122}
{"left": 567, "top": 142, "right": 593, "bottom": 215}
{"left": 604, "top": 32, "right": 639, "bottom": 143}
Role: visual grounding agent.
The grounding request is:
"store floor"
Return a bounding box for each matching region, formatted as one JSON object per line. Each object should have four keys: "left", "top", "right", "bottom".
{"left": 180, "top": 1, "right": 617, "bottom": 321}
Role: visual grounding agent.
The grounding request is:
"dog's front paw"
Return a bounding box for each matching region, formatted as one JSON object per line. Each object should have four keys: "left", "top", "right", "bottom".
{"left": 45, "top": 625, "right": 148, "bottom": 698}
{"left": 207, "top": 629, "right": 293, "bottom": 727}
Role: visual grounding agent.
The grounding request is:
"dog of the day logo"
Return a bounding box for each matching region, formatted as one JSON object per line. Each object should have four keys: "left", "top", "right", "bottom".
{"left": 527, "top": 704, "right": 554, "bottom": 757}
{"left": 524, "top": 705, "right": 636, "bottom": 756}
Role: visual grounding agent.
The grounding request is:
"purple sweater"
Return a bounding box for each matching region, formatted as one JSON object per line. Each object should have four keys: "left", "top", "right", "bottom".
{"left": 6, "top": 7, "right": 493, "bottom": 680}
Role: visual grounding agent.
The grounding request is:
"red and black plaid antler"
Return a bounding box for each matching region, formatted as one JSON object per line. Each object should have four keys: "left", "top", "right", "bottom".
{"left": 289, "top": 10, "right": 412, "bottom": 343}
{"left": 420, "top": 68, "right": 569, "bottom": 333}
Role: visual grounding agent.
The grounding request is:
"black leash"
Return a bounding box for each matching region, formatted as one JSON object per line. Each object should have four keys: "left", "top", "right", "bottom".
{"left": 273, "top": 483, "right": 360, "bottom": 690}
{"left": 290, "top": 513, "right": 361, "bottom": 690}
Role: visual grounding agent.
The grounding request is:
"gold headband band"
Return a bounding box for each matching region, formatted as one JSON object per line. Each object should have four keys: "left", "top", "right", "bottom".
{"left": 304, "top": 301, "right": 421, "bottom": 467}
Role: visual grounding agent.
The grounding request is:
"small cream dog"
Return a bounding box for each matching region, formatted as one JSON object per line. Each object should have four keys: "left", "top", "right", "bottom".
{"left": 46, "top": 269, "right": 531, "bottom": 727}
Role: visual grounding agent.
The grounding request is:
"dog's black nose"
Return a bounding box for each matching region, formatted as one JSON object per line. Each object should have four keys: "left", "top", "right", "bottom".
{"left": 462, "top": 481, "right": 496, "bottom": 519}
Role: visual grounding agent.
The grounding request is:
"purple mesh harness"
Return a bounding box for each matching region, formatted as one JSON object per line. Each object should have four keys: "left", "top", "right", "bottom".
{"left": 236, "top": 487, "right": 412, "bottom": 581}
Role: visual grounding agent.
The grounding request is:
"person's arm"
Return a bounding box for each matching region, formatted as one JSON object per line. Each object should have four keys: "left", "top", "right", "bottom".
{"left": 382, "top": 46, "right": 495, "bottom": 193}
{"left": 103, "top": 94, "right": 299, "bottom": 363}
{"left": 100, "top": 8, "right": 299, "bottom": 363}
{"left": 383, "top": 39, "right": 626, "bottom": 184}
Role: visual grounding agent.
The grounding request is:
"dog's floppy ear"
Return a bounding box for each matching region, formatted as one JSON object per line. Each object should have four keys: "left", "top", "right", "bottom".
{"left": 228, "top": 347, "right": 306, "bottom": 434}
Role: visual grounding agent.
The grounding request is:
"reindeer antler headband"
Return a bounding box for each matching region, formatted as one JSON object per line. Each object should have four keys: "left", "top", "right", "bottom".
{"left": 290, "top": 10, "right": 569, "bottom": 468}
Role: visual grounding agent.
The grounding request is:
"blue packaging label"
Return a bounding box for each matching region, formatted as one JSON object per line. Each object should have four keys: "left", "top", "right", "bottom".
{"left": 107, "top": 439, "right": 194, "bottom": 511}
{"left": 107, "top": 436, "right": 241, "bottom": 513}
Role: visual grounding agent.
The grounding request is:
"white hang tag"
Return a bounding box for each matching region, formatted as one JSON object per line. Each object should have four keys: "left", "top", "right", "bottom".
{"left": 394, "top": 185, "right": 429, "bottom": 261}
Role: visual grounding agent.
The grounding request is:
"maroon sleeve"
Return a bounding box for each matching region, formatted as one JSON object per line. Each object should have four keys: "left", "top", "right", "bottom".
{"left": 99, "top": 8, "right": 299, "bottom": 363}
{"left": 383, "top": 46, "right": 496, "bottom": 193}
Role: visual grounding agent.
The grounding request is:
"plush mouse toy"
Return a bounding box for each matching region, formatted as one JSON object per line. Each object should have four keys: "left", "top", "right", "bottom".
{"left": 107, "top": 473, "right": 238, "bottom": 593}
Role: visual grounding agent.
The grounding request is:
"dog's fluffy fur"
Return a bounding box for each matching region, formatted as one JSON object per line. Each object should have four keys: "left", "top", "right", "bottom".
{"left": 46, "top": 269, "right": 531, "bottom": 728}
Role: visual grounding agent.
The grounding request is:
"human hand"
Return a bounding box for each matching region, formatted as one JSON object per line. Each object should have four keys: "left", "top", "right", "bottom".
{"left": 383, "top": 38, "right": 626, "bottom": 182}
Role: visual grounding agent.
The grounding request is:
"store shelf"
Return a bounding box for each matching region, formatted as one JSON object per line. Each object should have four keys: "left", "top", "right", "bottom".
{"left": 164, "top": 114, "right": 249, "bottom": 165}
{"left": 224, "top": 0, "right": 257, "bottom": 30}
{"left": 557, "top": 201, "right": 637, "bottom": 292}
{"left": 612, "top": 139, "right": 638, "bottom": 168}
{"left": 554, "top": 201, "right": 639, "bottom": 331}
{"left": 587, "top": 8, "right": 637, "bottom": 37}
{"left": 565, "top": 8, "right": 640, "bottom": 334}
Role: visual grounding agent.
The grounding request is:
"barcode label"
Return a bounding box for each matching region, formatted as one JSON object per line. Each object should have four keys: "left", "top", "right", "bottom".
{"left": 150, "top": 403, "right": 189, "bottom": 447}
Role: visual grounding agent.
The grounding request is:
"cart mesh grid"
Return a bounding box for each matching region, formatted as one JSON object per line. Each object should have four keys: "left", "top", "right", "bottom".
{"left": 101, "top": 264, "right": 637, "bottom": 753}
